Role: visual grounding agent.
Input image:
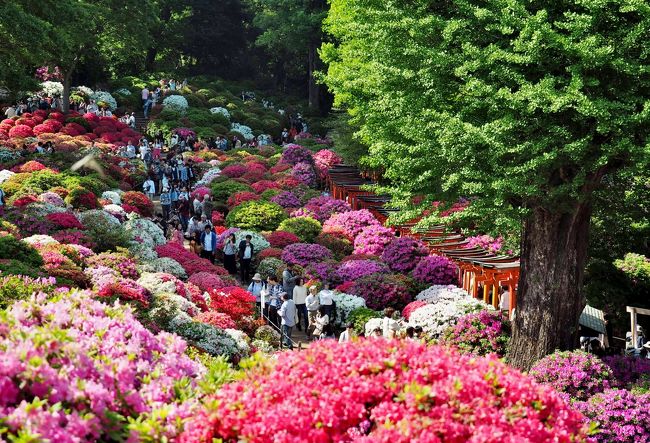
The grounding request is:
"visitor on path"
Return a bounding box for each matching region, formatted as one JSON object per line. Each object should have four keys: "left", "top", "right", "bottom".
{"left": 143, "top": 177, "right": 156, "bottom": 200}
{"left": 160, "top": 187, "right": 172, "bottom": 220}
{"left": 282, "top": 264, "right": 299, "bottom": 300}
{"left": 278, "top": 293, "right": 296, "bottom": 350}
{"left": 382, "top": 308, "right": 400, "bottom": 339}
{"left": 292, "top": 278, "right": 308, "bottom": 332}
{"left": 238, "top": 234, "right": 254, "bottom": 282}
{"left": 185, "top": 214, "right": 204, "bottom": 254}
{"left": 200, "top": 224, "right": 217, "bottom": 264}
{"left": 499, "top": 285, "right": 510, "bottom": 317}
{"left": 305, "top": 286, "right": 320, "bottom": 339}
{"left": 192, "top": 195, "right": 202, "bottom": 217}
{"left": 222, "top": 233, "right": 237, "bottom": 275}
{"left": 312, "top": 306, "right": 330, "bottom": 340}
{"left": 233, "top": 136, "right": 242, "bottom": 150}
{"left": 167, "top": 221, "right": 184, "bottom": 245}
{"left": 0, "top": 186, "right": 5, "bottom": 208}
{"left": 177, "top": 193, "right": 190, "bottom": 231}
{"left": 247, "top": 273, "right": 266, "bottom": 313}
{"left": 126, "top": 141, "right": 137, "bottom": 159}
{"left": 141, "top": 87, "right": 149, "bottom": 106}
{"left": 318, "top": 287, "right": 334, "bottom": 318}
{"left": 265, "top": 276, "right": 285, "bottom": 328}
{"left": 339, "top": 323, "right": 354, "bottom": 343}
{"left": 201, "top": 195, "right": 213, "bottom": 221}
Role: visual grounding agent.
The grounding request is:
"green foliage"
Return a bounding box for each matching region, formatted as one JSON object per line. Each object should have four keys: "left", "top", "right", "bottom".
{"left": 256, "top": 257, "right": 284, "bottom": 280}
{"left": 210, "top": 180, "right": 253, "bottom": 203}
{"left": 277, "top": 216, "right": 322, "bottom": 243}
{"left": 0, "top": 260, "right": 44, "bottom": 279}
{"left": 0, "top": 236, "right": 44, "bottom": 268}
{"left": 0, "top": 275, "right": 57, "bottom": 309}
{"left": 79, "top": 213, "right": 130, "bottom": 253}
{"left": 225, "top": 200, "right": 287, "bottom": 231}
{"left": 185, "top": 348, "right": 238, "bottom": 396}
{"left": 347, "top": 307, "right": 381, "bottom": 335}
{"left": 614, "top": 254, "right": 650, "bottom": 285}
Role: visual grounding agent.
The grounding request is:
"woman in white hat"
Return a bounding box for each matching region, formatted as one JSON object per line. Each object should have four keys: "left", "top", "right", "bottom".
{"left": 248, "top": 273, "right": 266, "bottom": 314}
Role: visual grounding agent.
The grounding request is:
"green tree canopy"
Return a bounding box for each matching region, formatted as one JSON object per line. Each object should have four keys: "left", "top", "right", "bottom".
{"left": 323, "top": 0, "right": 650, "bottom": 368}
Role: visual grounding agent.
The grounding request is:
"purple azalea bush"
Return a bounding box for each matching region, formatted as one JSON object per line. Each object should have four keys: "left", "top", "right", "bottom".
{"left": 352, "top": 225, "right": 395, "bottom": 256}
{"left": 280, "top": 144, "right": 314, "bottom": 165}
{"left": 291, "top": 162, "right": 317, "bottom": 187}
{"left": 602, "top": 355, "right": 650, "bottom": 388}
{"left": 303, "top": 196, "right": 351, "bottom": 222}
{"left": 412, "top": 255, "right": 458, "bottom": 286}
{"left": 281, "top": 243, "right": 332, "bottom": 267}
{"left": 381, "top": 237, "right": 429, "bottom": 273}
{"left": 530, "top": 350, "right": 615, "bottom": 401}
{"left": 336, "top": 259, "right": 389, "bottom": 282}
{"left": 351, "top": 273, "right": 414, "bottom": 310}
{"left": 270, "top": 191, "right": 302, "bottom": 209}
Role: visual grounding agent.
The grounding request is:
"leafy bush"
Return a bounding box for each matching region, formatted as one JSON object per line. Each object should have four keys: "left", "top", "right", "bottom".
{"left": 314, "top": 232, "right": 354, "bottom": 260}
{"left": 64, "top": 186, "right": 98, "bottom": 209}
{"left": 0, "top": 275, "right": 57, "bottom": 308}
{"left": 440, "top": 310, "right": 511, "bottom": 357}
{"left": 277, "top": 216, "right": 322, "bottom": 243}
{"left": 210, "top": 180, "right": 253, "bottom": 203}
{"left": 256, "top": 257, "right": 284, "bottom": 280}
{"left": 225, "top": 200, "right": 286, "bottom": 231}
{"left": 0, "top": 235, "right": 44, "bottom": 268}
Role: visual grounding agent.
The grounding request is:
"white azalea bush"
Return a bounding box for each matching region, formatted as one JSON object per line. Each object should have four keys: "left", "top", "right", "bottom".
{"left": 415, "top": 284, "right": 473, "bottom": 303}
{"left": 138, "top": 257, "right": 187, "bottom": 280}
{"left": 90, "top": 91, "right": 118, "bottom": 110}
{"left": 22, "top": 235, "right": 59, "bottom": 247}
{"left": 332, "top": 291, "right": 366, "bottom": 327}
{"left": 101, "top": 190, "right": 121, "bottom": 205}
{"left": 163, "top": 95, "right": 189, "bottom": 114}
{"left": 103, "top": 204, "right": 127, "bottom": 221}
{"left": 0, "top": 169, "right": 15, "bottom": 184}
{"left": 78, "top": 209, "right": 121, "bottom": 227}
{"left": 233, "top": 230, "right": 270, "bottom": 252}
{"left": 114, "top": 88, "right": 132, "bottom": 96}
{"left": 124, "top": 214, "right": 166, "bottom": 247}
{"left": 193, "top": 167, "right": 221, "bottom": 188}
{"left": 230, "top": 123, "right": 254, "bottom": 140}
{"left": 73, "top": 85, "right": 94, "bottom": 97}
{"left": 210, "top": 107, "right": 230, "bottom": 120}
{"left": 40, "top": 81, "right": 63, "bottom": 96}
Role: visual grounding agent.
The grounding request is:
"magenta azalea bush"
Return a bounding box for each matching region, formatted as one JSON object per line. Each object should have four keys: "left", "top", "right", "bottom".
{"left": 323, "top": 209, "right": 381, "bottom": 238}
{"left": 440, "top": 310, "right": 510, "bottom": 357}
{"left": 281, "top": 243, "right": 332, "bottom": 267}
{"left": 0, "top": 291, "right": 202, "bottom": 441}
{"left": 464, "top": 234, "right": 504, "bottom": 253}
{"left": 602, "top": 355, "right": 650, "bottom": 388}
{"left": 180, "top": 340, "right": 591, "bottom": 443}
{"left": 381, "top": 237, "right": 429, "bottom": 272}
{"left": 412, "top": 255, "right": 458, "bottom": 286}
{"left": 270, "top": 191, "right": 301, "bottom": 208}
{"left": 302, "top": 195, "right": 351, "bottom": 222}
{"left": 530, "top": 350, "right": 615, "bottom": 401}
{"left": 353, "top": 225, "right": 395, "bottom": 256}
{"left": 351, "top": 273, "right": 413, "bottom": 310}
{"left": 280, "top": 144, "right": 313, "bottom": 165}
{"left": 336, "top": 259, "right": 389, "bottom": 282}
{"left": 291, "top": 162, "right": 317, "bottom": 187}
{"left": 575, "top": 389, "right": 650, "bottom": 443}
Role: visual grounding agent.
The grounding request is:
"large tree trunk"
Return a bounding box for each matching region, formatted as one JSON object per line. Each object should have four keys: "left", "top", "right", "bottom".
{"left": 62, "top": 70, "right": 72, "bottom": 114}
{"left": 507, "top": 202, "right": 593, "bottom": 370}
{"left": 308, "top": 42, "right": 320, "bottom": 110}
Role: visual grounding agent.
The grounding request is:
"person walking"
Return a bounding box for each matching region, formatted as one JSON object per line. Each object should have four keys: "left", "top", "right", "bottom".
{"left": 201, "top": 195, "right": 213, "bottom": 222}
{"left": 305, "top": 286, "right": 320, "bottom": 340}
{"left": 247, "top": 273, "right": 266, "bottom": 314}
{"left": 238, "top": 234, "right": 254, "bottom": 282}
{"left": 222, "top": 233, "right": 237, "bottom": 275}
{"left": 293, "top": 278, "right": 308, "bottom": 332}
{"left": 160, "top": 187, "right": 172, "bottom": 221}
{"left": 200, "top": 224, "right": 217, "bottom": 264}
{"left": 282, "top": 263, "right": 299, "bottom": 300}
{"left": 278, "top": 293, "right": 296, "bottom": 349}
{"left": 265, "top": 276, "right": 285, "bottom": 328}
{"left": 143, "top": 177, "right": 156, "bottom": 200}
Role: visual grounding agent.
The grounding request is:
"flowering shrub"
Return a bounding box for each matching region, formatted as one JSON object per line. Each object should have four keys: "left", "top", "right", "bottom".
{"left": 530, "top": 350, "right": 615, "bottom": 401}
{"left": 303, "top": 195, "right": 351, "bottom": 222}
{"left": 281, "top": 243, "right": 333, "bottom": 267}
{"left": 265, "top": 230, "right": 301, "bottom": 248}
{"left": 209, "top": 286, "right": 256, "bottom": 323}
{"left": 86, "top": 252, "right": 139, "bottom": 279}
{"left": 277, "top": 216, "right": 322, "bottom": 243}
{"left": 347, "top": 307, "right": 382, "bottom": 334}
{"left": 353, "top": 224, "right": 395, "bottom": 256}
{"left": 323, "top": 209, "right": 381, "bottom": 239}
{"left": 270, "top": 190, "right": 301, "bottom": 208}
{"left": 415, "top": 284, "right": 472, "bottom": 303}
{"left": 291, "top": 161, "right": 317, "bottom": 187}
{"left": 313, "top": 149, "right": 342, "bottom": 178}
{"left": 38, "top": 191, "right": 65, "bottom": 206}
{"left": 257, "top": 257, "right": 284, "bottom": 280}
{"left": 0, "top": 292, "right": 201, "bottom": 441}
{"left": 575, "top": 389, "right": 650, "bottom": 443}
{"left": 412, "top": 255, "right": 459, "bottom": 286}
{"left": 124, "top": 214, "right": 166, "bottom": 246}
{"left": 602, "top": 355, "right": 650, "bottom": 388}
{"left": 402, "top": 300, "right": 428, "bottom": 321}
{"left": 189, "top": 272, "right": 228, "bottom": 292}
{"left": 209, "top": 107, "right": 230, "bottom": 119}
{"left": 101, "top": 190, "right": 121, "bottom": 205}
{"left": 280, "top": 144, "right": 313, "bottom": 165}
{"left": 408, "top": 295, "right": 491, "bottom": 339}
{"left": 381, "top": 237, "right": 429, "bottom": 273}
{"left": 221, "top": 163, "right": 248, "bottom": 178}
{"left": 331, "top": 291, "right": 366, "bottom": 327}
{"left": 122, "top": 191, "right": 154, "bottom": 217}
{"left": 162, "top": 94, "right": 189, "bottom": 114}
{"left": 336, "top": 259, "right": 389, "bottom": 282}
{"left": 351, "top": 273, "right": 413, "bottom": 310}
{"left": 90, "top": 91, "right": 117, "bottom": 110}
{"left": 194, "top": 311, "right": 236, "bottom": 330}
{"left": 181, "top": 340, "right": 591, "bottom": 443}
{"left": 464, "top": 234, "right": 504, "bottom": 253}
{"left": 138, "top": 257, "right": 187, "bottom": 279}
{"left": 96, "top": 277, "right": 151, "bottom": 308}
{"left": 226, "top": 191, "right": 259, "bottom": 209}
{"left": 230, "top": 123, "right": 254, "bottom": 140}
{"left": 440, "top": 310, "right": 510, "bottom": 357}
{"left": 225, "top": 200, "right": 286, "bottom": 231}
{"left": 45, "top": 212, "right": 85, "bottom": 230}
{"left": 0, "top": 275, "right": 57, "bottom": 308}
{"left": 250, "top": 180, "right": 280, "bottom": 194}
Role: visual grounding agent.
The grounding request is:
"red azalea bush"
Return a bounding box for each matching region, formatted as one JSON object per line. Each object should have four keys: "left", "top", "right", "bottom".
{"left": 181, "top": 340, "right": 591, "bottom": 443}
{"left": 121, "top": 191, "right": 154, "bottom": 217}
{"left": 156, "top": 242, "right": 201, "bottom": 265}
{"left": 52, "top": 230, "right": 96, "bottom": 249}
{"left": 266, "top": 230, "right": 302, "bottom": 248}
{"left": 46, "top": 212, "right": 85, "bottom": 230}
{"left": 256, "top": 248, "right": 283, "bottom": 262}
{"left": 12, "top": 195, "right": 38, "bottom": 208}
{"left": 212, "top": 211, "right": 225, "bottom": 226}
{"left": 335, "top": 281, "right": 356, "bottom": 293}
{"left": 17, "top": 161, "right": 48, "bottom": 173}
{"left": 194, "top": 311, "right": 236, "bottom": 330}
{"left": 209, "top": 286, "right": 256, "bottom": 323}
{"left": 186, "top": 282, "right": 209, "bottom": 312}
{"left": 277, "top": 176, "right": 302, "bottom": 190}
{"left": 188, "top": 272, "right": 228, "bottom": 293}
{"left": 226, "top": 191, "right": 260, "bottom": 209}
{"left": 184, "top": 259, "right": 229, "bottom": 277}
{"left": 412, "top": 255, "right": 459, "bottom": 286}
{"left": 251, "top": 180, "right": 280, "bottom": 194}
{"left": 221, "top": 163, "right": 248, "bottom": 178}
{"left": 65, "top": 187, "right": 98, "bottom": 210}
{"left": 8, "top": 124, "right": 34, "bottom": 138}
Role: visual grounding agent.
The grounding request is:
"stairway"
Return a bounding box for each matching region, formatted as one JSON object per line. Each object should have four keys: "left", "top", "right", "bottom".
{"left": 134, "top": 111, "right": 149, "bottom": 135}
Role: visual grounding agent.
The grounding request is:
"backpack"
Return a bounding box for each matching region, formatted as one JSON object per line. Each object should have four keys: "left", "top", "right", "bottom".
{"left": 0, "top": 188, "right": 5, "bottom": 205}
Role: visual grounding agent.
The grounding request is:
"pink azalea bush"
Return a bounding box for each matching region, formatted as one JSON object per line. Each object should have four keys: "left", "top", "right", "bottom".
{"left": 302, "top": 195, "right": 351, "bottom": 222}
{"left": 353, "top": 225, "right": 395, "bottom": 256}
{"left": 0, "top": 291, "right": 202, "bottom": 441}
{"left": 265, "top": 230, "right": 301, "bottom": 248}
{"left": 188, "top": 272, "right": 228, "bottom": 293}
{"left": 181, "top": 340, "right": 591, "bottom": 443}
{"left": 530, "top": 350, "right": 615, "bottom": 401}
{"left": 313, "top": 149, "right": 342, "bottom": 178}
{"left": 412, "top": 255, "right": 459, "bottom": 286}
{"left": 281, "top": 243, "right": 333, "bottom": 267}
{"left": 464, "top": 234, "right": 503, "bottom": 253}
{"left": 440, "top": 310, "right": 511, "bottom": 357}
{"left": 323, "top": 209, "right": 381, "bottom": 239}
{"left": 194, "top": 311, "right": 236, "bottom": 330}
{"left": 291, "top": 161, "right": 317, "bottom": 187}
{"left": 575, "top": 389, "right": 650, "bottom": 443}
{"left": 381, "top": 237, "right": 429, "bottom": 273}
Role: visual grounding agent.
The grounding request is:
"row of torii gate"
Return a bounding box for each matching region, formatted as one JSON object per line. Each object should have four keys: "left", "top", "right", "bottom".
{"left": 326, "top": 165, "right": 519, "bottom": 316}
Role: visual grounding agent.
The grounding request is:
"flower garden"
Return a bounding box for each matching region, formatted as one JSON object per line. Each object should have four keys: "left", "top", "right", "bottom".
{"left": 1, "top": 77, "right": 648, "bottom": 442}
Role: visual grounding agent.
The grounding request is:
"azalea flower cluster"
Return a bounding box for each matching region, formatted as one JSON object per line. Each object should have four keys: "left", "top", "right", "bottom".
{"left": 440, "top": 310, "right": 511, "bottom": 356}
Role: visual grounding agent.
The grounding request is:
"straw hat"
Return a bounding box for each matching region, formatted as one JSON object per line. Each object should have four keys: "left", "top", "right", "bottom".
{"left": 253, "top": 273, "right": 262, "bottom": 281}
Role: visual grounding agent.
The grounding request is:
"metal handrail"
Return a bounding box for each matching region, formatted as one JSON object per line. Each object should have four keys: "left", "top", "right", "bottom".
{"left": 258, "top": 306, "right": 302, "bottom": 351}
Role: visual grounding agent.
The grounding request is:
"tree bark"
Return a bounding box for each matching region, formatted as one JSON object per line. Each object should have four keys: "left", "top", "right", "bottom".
{"left": 62, "top": 69, "right": 72, "bottom": 114}
{"left": 507, "top": 202, "right": 593, "bottom": 370}
{"left": 308, "top": 42, "right": 320, "bottom": 110}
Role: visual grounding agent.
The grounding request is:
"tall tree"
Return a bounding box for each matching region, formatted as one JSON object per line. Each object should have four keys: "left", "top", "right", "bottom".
{"left": 323, "top": 0, "right": 650, "bottom": 369}
{"left": 246, "top": 0, "right": 328, "bottom": 110}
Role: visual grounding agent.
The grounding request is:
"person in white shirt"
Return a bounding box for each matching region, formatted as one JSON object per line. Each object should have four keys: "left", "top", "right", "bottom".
{"left": 312, "top": 306, "right": 330, "bottom": 339}
{"left": 143, "top": 178, "right": 155, "bottom": 200}
{"left": 126, "top": 141, "right": 136, "bottom": 159}
{"left": 318, "top": 288, "right": 334, "bottom": 318}
{"left": 278, "top": 293, "right": 296, "bottom": 349}
{"left": 382, "top": 307, "right": 400, "bottom": 339}
{"left": 293, "top": 278, "right": 308, "bottom": 331}
{"left": 339, "top": 323, "right": 354, "bottom": 343}
{"left": 141, "top": 87, "right": 149, "bottom": 106}
{"left": 499, "top": 285, "right": 510, "bottom": 315}
{"left": 4, "top": 106, "right": 16, "bottom": 118}
{"left": 305, "top": 286, "right": 320, "bottom": 339}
